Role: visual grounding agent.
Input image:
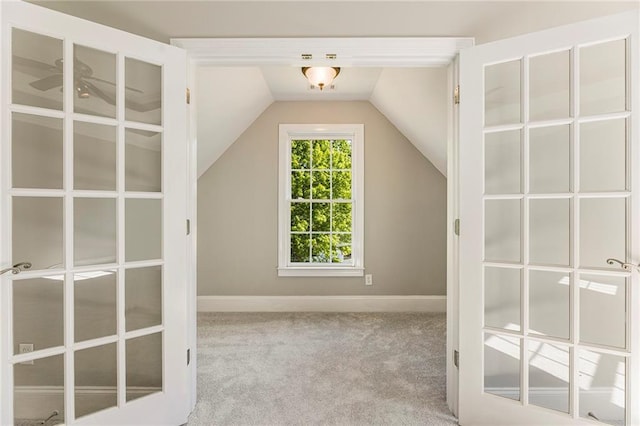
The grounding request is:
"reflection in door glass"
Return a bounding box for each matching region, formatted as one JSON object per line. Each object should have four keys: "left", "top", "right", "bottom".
{"left": 125, "top": 58, "right": 161, "bottom": 125}
{"left": 74, "top": 121, "right": 117, "bottom": 191}
{"left": 529, "top": 342, "right": 569, "bottom": 413}
{"left": 485, "top": 60, "right": 521, "bottom": 126}
{"left": 75, "top": 271, "right": 117, "bottom": 342}
{"left": 14, "top": 354, "right": 65, "bottom": 425}
{"left": 12, "top": 28, "right": 63, "bottom": 110}
{"left": 126, "top": 333, "right": 163, "bottom": 402}
{"left": 13, "top": 278, "right": 64, "bottom": 355}
{"left": 484, "top": 333, "right": 520, "bottom": 401}
{"left": 12, "top": 113, "right": 63, "bottom": 190}
{"left": 579, "top": 350, "right": 625, "bottom": 425}
{"left": 580, "top": 274, "right": 626, "bottom": 349}
{"left": 74, "top": 45, "right": 117, "bottom": 118}
{"left": 13, "top": 197, "right": 64, "bottom": 271}
{"left": 75, "top": 344, "right": 117, "bottom": 418}
{"left": 125, "top": 129, "right": 162, "bottom": 192}
{"left": 580, "top": 39, "right": 627, "bottom": 116}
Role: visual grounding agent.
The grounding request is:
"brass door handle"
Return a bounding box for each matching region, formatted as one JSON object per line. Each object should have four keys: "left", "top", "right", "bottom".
{"left": 0, "top": 261, "right": 32, "bottom": 276}
{"left": 606, "top": 258, "right": 639, "bottom": 272}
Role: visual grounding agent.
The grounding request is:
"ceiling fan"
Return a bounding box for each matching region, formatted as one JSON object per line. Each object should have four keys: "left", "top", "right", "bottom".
{"left": 13, "top": 55, "right": 143, "bottom": 106}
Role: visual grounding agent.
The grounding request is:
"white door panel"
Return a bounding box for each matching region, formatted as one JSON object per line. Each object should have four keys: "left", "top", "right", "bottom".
{"left": 459, "top": 11, "right": 639, "bottom": 425}
{"left": 1, "top": 2, "right": 189, "bottom": 424}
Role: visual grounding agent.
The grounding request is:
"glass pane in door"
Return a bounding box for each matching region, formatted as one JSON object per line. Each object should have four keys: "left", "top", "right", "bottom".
{"left": 74, "top": 271, "right": 117, "bottom": 342}
{"left": 125, "top": 199, "right": 161, "bottom": 262}
{"left": 14, "top": 354, "right": 65, "bottom": 425}
{"left": 75, "top": 343, "right": 117, "bottom": 418}
{"left": 529, "top": 270, "right": 570, "bottom": 339}
{"left": 529, "top": 341, "right": 570, "bottom": 413}
{"left": 12, "top": 28, "right": 63, "bottom": 110}
{"left": 529, "top": 125, "right": 570, "bottom": 194}
{"left": 484, "top": 333, "right": 521, "bottom": 401}
{"left": 74, "top": 198, "right": 117, "bottom": 266}
{"left": 74, "top": 45, "right": 116, "bottom": 118}
{"left": 74, "top": 121, "right": 117, "bottom": 191}
{"left": 484, "top": 199, "right": 522, "bottom": 263}
{"left": 485, "top": 60, "right": 521, "bottom": 126}
{"left": 529, "top": 198, "right": 570, "bottom": 266}
{"left": 579, "top": 274, "right": 626, "bottom": 349}
{"left": 12, "top": 113, "right": 63, "bottom": 189}
{"left": 579, "top": 350, "right": 625, "bottom": 425}
{"left": 484, "top": 266, "right": 520, "bottom": 331}
{"left": 529, "top": 50, "right": 570, "bottom": 121}
{"left": 579, "top": 198, "right": 626, "bottom": 270}
{"left": 125, "top": 58, "right": 161, "bottom": 125}
{"left": 13, "top": 278, "right": 64, "bottom": 354}
{"left": 125, "top": 266, "right": 162, "bottom": 332}
{"left": 484, "top": 130, "right": 521, "bottom": 194}
{"left": 580, "top": 39, "right": 626, "bottom": 116}
{"left": 580, "top": 119, "right": 627, "bottom": 192}
{"left": 125, "top": 129, "right": 162, "bottom": 192}
{"left": 126, "top": 333, "right": 163, "bottom": 402}
{"left": 13, "top": 197, "right": 64, "bottom": 271}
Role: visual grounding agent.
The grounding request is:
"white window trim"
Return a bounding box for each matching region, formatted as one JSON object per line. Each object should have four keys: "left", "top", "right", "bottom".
{"left": 278, "top": 124, "right": 364, "bottom": 277}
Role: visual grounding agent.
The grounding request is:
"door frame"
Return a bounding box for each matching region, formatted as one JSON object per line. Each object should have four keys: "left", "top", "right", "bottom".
{"left": 171, "top": 35, "right": 474, "bottom": 416}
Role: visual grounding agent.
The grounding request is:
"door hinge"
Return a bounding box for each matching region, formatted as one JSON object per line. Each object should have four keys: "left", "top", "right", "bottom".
{"left": 186, "top": 219, "right": 191, "bottom": 235}
{"left": 186, "top": 88, "right": 191, "bottom": 105}
{"left": 454, "top": 219, "right": 460, "bottom": 236}
{"left": 454, "top": 350, "right": 459, "bottom": 368}
{"left": 454, "top": 85, "right": 460, "bottom": 105}
{"left": 187, "top": 348, "right": 191, "bottom": 366}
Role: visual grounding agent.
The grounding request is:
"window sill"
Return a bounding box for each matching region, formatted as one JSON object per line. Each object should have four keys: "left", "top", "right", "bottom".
{"left": 278, "top": 267, "right": 364, "bottom": 277}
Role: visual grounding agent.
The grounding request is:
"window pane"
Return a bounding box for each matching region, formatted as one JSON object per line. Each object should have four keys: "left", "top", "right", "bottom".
{"left": 579, "top": 350, "right": 625, "bottom": 425}
{"left": 529, "top": 270, "right": 570, "bottom": 340}
{"left": 291, "top": 171, "right": 310, "bottom": 199}
{"left": 311, "top": 234, "right": 331, "bottom": 263}
{"left": 529, "top": 342, "right": 569, "bottom": 413}
{"left": 74, "top": 198, "right": 117, "bottom": 266}
{"left": 332, "top": 139, "right": 352, "bottom": 169}
{"left": 290, "top": 202, "right": 310, "bottom": 232}
{"left": 529, "top": 125, "right": 570, "bottom": 193}
{"left": 126, "top": 266, "right": 162, "bottom": 332}
{"left": 484, "top": 199, "right": 521, "bottom": 263}
{"left": 14, "top": 354, "right": 65, "bottom": 424}
{"left": 580, "top": 274, "right": 626, "bottom": 349}
{"left": 75, "top": 270, "right": 117, "bottom": 342}
{"left": 580, "top": 119, "right": 626, "bottom": 192}
{"left": 75, "top": 343, "right": 117, "bottom": 418}
{"left": 291, "top": 139, "right": 310, "bottom": 169}
{"left": 332, "top": 171, "right": 351, "bottom": 199}
{"left": 126, "top": 333, "right": 162, "bottom": 402}
{"left": 291, "top": 234, "right": 310, "bottom": 263}
{"left": 332, "top": 234, "right": 351, "bottom": 263}
{"left": 530, "top": 50, "right": 570, "bottom": 121}
{"left": 484, "top": 266, "right": 521, "bottom": 331}
{"left": 125, "top": 199, "right": 161, "bottom": 262}
{"left": 311, "top": 202, "right": 330, "bottom": 232}
{"left": 332, "top": 203, "right": 352, "bottom": 233}
{"left": 529, "top": 198, "right": 570, "bottom": 267}
{"left": 312, "top": 171, "right": 330, "bottom": 199}
{"left": 312, "top": 139, "right": 330, "bottom": 169}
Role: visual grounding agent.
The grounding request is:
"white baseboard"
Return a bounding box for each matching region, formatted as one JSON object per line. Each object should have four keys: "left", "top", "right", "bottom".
{"left": 197, "top": 295, "right": 446, "bottom": 312}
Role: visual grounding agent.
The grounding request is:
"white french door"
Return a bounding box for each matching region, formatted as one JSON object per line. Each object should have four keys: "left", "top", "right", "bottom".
{"left": 0, "top": 2, "right": 190, "bottom": 425}
{"left": 459, "top": 11, "right": 639, "bottom": 425}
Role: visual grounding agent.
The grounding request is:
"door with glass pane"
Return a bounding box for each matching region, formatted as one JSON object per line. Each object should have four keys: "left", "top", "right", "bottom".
{"left": 0, "top": 2, "right": 189, "bottom": 425}
{"left": 459, "top": 11, "right": 639, "bottom": 425}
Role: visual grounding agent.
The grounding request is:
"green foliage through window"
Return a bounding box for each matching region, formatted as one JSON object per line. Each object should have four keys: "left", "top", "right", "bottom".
{"left": 290, "top": 138, "right": 353, "bottom": 264}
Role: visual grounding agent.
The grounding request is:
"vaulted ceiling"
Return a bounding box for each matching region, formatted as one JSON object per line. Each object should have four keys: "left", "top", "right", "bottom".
{"left": 195, "top": 66, "right": 449, "bottom": 177}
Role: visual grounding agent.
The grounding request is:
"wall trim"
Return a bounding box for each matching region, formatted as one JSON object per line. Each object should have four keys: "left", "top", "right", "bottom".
{"left": 197, "top": 295, "right": 446, "bottom": 312}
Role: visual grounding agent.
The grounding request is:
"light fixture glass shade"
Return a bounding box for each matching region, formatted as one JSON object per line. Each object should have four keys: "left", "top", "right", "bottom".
{"left": 302, "top": 67, "right": 340, "bottom": 90}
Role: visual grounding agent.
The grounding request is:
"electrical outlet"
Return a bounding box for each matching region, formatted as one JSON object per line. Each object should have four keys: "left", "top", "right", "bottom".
{"left": 365, "top": 274, "right": 373, "bottom": 286}
{"left": 19, "top": 343, "right": 34, "bottom": 365}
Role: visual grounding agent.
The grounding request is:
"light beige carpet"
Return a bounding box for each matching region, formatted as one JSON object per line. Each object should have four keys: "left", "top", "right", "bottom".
{"left": 188, "top": 312, "right": 457, "bottom": 426}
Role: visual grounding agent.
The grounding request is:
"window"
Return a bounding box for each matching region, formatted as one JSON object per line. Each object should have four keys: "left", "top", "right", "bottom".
{"left": 278, "top": 124, "right": 364, "bottom": 277}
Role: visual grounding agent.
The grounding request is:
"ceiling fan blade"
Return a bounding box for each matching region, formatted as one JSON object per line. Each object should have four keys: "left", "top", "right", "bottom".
{"left": 13, "top": 55, "right": 58, "bottom": 73}
{"left": 29, "top": 74, "right": 64, "bottom": 91}
{"left": 84, "top": 81, "right": 115, "bottom": 105}
{"left": 84, "top": 76, "right": 144, "bottom": 93}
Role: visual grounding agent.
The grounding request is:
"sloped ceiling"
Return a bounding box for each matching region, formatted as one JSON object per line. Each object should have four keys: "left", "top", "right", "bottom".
{"left": 196, "top": 67, "right": 274, "bottom": 176}
{"left": 197, "top": 66, "right": 448, "bottom": 177}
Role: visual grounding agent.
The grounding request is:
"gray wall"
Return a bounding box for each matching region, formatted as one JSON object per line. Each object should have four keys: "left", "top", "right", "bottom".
{"left": 198, "top": 101, "right": 447, "bottom": 296}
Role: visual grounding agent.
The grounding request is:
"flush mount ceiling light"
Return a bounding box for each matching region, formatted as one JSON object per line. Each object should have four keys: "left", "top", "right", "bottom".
{"left": 301, "top": 66, "right": 340, "bottom": 91}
